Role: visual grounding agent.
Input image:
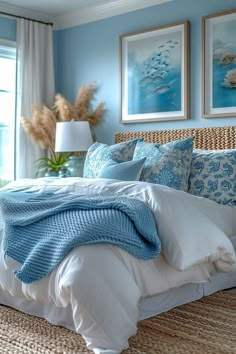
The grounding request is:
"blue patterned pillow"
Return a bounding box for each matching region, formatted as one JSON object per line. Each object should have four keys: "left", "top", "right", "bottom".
{"left": 132, "top": 137, "right": 194, "bottom": 191}
{"left": 188, "top": 149, "right": 236, "bottom": 204}
{"left": 83, "top": 139, "right": 141, "bottom": 178}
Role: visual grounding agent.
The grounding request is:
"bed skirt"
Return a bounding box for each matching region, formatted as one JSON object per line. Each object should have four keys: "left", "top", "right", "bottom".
{"left": 1, "top": 268, "right": 235, "bottom": 333}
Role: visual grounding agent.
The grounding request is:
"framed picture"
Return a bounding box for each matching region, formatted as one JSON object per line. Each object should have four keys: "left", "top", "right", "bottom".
{"left": 120, "top": 21, "right": 189, "bottom": 123}
{"left": 202, "top": 9, "right": 236, "bottom": 118}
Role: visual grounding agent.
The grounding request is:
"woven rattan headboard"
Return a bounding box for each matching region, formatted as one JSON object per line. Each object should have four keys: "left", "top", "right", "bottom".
{"left": 115, "top": 126, "right": 236, "bottom": 150}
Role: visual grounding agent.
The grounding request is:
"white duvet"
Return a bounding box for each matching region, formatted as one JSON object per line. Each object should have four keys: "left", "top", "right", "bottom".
{"left": 0, "top": 177, "right": 235, "bottom": 354}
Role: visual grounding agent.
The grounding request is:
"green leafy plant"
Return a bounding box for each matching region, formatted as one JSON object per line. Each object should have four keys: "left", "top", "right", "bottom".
{"left": 35, "top": 152, "right": 70, "bottom": 177}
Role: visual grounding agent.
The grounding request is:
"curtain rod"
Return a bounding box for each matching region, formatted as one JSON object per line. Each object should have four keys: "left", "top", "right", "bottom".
{"left": 0, "top": 11, "right": 53, "bottom": 26}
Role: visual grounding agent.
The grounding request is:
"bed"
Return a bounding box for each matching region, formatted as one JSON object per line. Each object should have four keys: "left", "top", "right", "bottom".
{"left": 0, "top": 125, "right": 236, "bottom": 354}
{"left": 115, "top": 125, "right": 236, "bottom": 318}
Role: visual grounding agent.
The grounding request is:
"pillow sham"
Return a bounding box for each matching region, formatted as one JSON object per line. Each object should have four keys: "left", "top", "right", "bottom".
{"left": 188, "top": 149, "right": 236, "bottom": 204}
{"left": 83, "top": 139, "right": 141, "bottom": 178}
{"left": 132, "top": 137, "right": 194, "bottom": 191}
{"left": 98, "top": 158, "right": 146, "bottom": 181}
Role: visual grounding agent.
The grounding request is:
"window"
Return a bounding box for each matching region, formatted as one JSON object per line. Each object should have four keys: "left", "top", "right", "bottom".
{"left": 0, "top": 41, "right": 16, "bottom": 188}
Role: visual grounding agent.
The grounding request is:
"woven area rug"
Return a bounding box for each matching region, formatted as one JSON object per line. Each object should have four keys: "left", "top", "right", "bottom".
{"left": 0, "top": 291, "right": 235, "bottom": 354}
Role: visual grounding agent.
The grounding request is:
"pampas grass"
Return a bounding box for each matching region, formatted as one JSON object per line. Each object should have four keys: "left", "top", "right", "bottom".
{"left": 88, "top": 102, "right": 104, "bottom": 127}
{"left": 54, "top": 94, "right": 77, "bottom": 122}
{"left": 74, "top": 82, "right": 104, "bottom": 126}
{"left": 75, "top": 82, "right": 95, "bottom": 117}
{"left": 21, "top": 106, "right": 56, "bottom": 152}
{"left": 21, "top": 82, "right": 104, "bottom": 153}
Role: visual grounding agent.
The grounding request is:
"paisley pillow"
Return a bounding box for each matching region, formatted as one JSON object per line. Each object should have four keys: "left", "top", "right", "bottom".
{"left": 188, "top": 149, "right": 236, "bottom": 205}
{"left": 132, "top": 137, "right": 194, "bottom": 191}
{"left": 83, "top": 139, "right": 141, "bottom": 178}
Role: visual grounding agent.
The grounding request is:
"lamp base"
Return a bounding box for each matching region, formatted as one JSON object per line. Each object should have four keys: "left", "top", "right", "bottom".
{"left": 64, "top": 156, "right": 85, "bottom": 177}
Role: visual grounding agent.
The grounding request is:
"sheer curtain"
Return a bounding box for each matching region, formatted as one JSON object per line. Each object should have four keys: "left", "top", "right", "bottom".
{"left": 16, "top": 19, "right": 55, "bottom": 179}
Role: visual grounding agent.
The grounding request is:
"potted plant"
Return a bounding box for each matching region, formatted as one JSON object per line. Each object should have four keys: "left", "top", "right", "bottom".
{"left": 21, "top": 105, "right": 66, "bottom": 177}
{"left": 35, "top": 151, "right": 70, "bottom": 177}
{"left": 21, "top": 82, "right": 104, "bottom": 177}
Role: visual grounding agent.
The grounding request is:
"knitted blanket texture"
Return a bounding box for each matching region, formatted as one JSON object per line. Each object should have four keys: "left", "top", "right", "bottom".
{"left": 0, "top": 192, "right": 160, "bottom": 284}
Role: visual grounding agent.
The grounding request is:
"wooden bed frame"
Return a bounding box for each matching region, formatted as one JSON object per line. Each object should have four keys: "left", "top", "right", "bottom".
{"left": 115, "top": 126, "right": 236, "bottom": 150}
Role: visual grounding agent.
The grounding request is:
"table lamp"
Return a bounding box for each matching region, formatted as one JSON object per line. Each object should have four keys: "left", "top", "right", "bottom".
{"left": 55, "top": 120, "right": 93, "bottom": 177}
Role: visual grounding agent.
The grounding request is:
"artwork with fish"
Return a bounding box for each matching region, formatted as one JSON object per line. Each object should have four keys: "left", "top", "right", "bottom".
{"left": 127, "top": 32, "right": 181, "bottom": 115}
{"left": 120, "top": 21, "right": 189, "bottom": 122}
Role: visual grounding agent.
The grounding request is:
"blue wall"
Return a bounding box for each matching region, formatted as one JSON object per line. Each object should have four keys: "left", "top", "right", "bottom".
{"left": 54, "top": 0, "right": 236, "bottom": 144}
{"left": 1, "top": 2, "right": 236, "bottom": 145}
{"left": 0, "top": 16, "right": 16, "bottom": 41}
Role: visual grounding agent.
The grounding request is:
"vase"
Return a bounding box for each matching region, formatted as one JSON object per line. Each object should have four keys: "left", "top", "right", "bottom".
{"left": 64, "top": 156, "right": 85, "bottom": 177}
{"left": 44, "top": 170, "right": 59, "bottom": 177}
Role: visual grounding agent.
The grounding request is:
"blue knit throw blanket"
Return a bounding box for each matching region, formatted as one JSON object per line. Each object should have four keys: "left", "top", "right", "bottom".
{"left": 0, "top": 191, "right": 161, "bottom": 284}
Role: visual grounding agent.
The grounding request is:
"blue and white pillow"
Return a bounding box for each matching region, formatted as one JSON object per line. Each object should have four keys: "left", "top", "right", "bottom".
{"left": 188, "top": 149, "right": 236, "bottom": 204}
{"left": 132, "top": 137, "right": 194, "bottom": 191}
{"left": 83, "top": 139, "right": 141, "bottom": 178}
{"left": 98, "top": 158, "right": 146, "bottom": 181}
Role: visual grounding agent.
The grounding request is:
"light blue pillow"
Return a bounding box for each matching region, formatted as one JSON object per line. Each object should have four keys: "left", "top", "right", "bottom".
{"left": 98, "top": 158, "right": 146, "bottom": 181}
{"left": 132, "top": 137, "right": 194, "bottom": 191}
{"left": 83, "top": 139, "right": 142, "bottom": 178}
{"left": 188, "top": 149, "right": 236, "bottom": 204}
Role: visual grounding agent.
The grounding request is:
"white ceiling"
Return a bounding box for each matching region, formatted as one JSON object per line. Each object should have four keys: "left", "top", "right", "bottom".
{"left": 0, "top": 0, "right": 173, "bottom": 29}
{"left": 2, "top": 0, "right": 116, "bottom": 16}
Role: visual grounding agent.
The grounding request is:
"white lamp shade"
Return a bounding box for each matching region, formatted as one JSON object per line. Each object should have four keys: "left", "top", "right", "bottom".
{"left": 55, "top": 121, "right": 93, "bottom": 152}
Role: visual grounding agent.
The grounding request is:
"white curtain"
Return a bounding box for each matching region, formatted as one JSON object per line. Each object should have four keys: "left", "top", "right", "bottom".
{"left": 16, "top": 19, "right": 55, "bottom": 179}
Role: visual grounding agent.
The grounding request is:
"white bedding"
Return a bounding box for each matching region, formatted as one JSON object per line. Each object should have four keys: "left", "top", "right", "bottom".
{"left": 0, "top": 177, "right": 236, "bottom": 354}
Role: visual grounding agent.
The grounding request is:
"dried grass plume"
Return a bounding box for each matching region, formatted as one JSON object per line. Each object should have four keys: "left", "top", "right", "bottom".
{"left": 21, "top": 82, "right": 104, "bottom": 151}
{"left": 21, "top": 106, "right": 56, "bottom": 151}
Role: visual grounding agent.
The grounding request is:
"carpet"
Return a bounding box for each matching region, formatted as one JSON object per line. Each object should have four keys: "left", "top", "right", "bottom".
{"left": 0, "top": 291, "right": 235, "bottom": 354}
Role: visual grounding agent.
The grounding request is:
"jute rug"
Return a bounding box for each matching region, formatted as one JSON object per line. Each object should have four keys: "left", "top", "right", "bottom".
{"left": 0, "top": 291, "right": 235, "bottom": 354}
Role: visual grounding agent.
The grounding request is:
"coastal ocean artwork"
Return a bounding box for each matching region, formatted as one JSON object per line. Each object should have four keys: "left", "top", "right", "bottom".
{"left": 120, "top": 22, "right": 189, "bottom": 123}
{"left": 203, "top": 10, "right": 236, "bottom": 117}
